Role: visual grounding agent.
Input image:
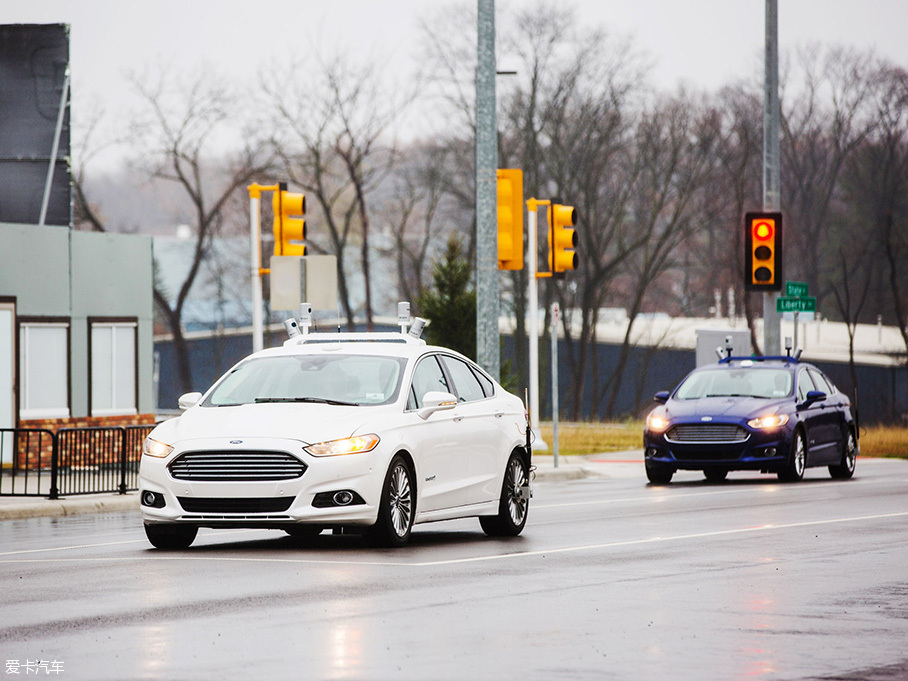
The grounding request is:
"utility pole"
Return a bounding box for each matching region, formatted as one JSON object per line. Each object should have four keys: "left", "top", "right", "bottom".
{"left": 763, "top": 0, "right": 782, "bottom": 355}
{"left": 475, "top": 0, "right": 499, "bottom": 380}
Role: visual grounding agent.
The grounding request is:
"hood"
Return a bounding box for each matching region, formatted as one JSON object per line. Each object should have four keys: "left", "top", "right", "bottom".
{"left": 664, "top": 396, "right": 790, "bottom": 422}
{"left": 151, "top": 402, "right": 372, "bottom": 447}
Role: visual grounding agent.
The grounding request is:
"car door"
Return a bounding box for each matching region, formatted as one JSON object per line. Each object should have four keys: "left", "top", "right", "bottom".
{"left": 404, "top": 354, "right": 468, "bottom": 513}
{"left": 808, "top": 368, "right": 846, "bottom": 464}
{"left": 796, "top": 367, "right": 838, "bottom": 464}
{"left": 438, "top": 355, "right": 503, "bottom": 506}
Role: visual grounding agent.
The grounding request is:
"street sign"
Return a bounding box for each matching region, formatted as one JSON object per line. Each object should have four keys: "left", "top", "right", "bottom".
{"left": 785, "top": 281, "right": 809, "bottom": 298}
{"left": 777, "top": 296, "right": 816, "bottom": 313}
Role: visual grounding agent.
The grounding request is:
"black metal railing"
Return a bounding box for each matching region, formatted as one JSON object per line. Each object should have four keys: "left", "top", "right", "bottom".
{"left": 0, "top": 425, "right": 155, "bottom": 499}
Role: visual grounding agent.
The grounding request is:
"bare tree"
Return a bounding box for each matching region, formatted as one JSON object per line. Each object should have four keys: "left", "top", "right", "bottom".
{"left": 129, "top": 66, "right": 273, "bottom": 393}
{"left": 262, "top": 53, "right": 412, "bottom": 329}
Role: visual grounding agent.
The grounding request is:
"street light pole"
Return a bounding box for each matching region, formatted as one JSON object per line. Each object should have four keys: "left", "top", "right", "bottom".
{"left": 475, "top": 0, "right": 499, "bottom": 379}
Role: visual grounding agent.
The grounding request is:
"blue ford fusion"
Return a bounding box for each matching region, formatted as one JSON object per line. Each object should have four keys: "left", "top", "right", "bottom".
{"left": 643, "top": 356, "right": 858, "bottom": 484}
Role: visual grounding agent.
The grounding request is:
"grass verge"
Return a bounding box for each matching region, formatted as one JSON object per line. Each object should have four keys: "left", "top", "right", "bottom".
{"left": 538, "top": 421, "right": 908, "bottom": 459}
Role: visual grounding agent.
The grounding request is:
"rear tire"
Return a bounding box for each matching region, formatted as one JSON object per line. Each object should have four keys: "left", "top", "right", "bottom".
{"left": 829, "top": 428, "right": 857, "bottom": 479}
{"left": 144, "top": 523, "right": 197, "bottom": 550}
{"left": 366, "top": 455, "right": 414, "bottom": 548}
{"left": 480, "top": 453, "right": 529, "bottom": 537}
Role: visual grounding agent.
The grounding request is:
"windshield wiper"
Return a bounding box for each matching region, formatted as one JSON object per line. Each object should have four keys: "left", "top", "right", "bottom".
{"left": 254, "top": 396, "right": 360, "bottom": 406}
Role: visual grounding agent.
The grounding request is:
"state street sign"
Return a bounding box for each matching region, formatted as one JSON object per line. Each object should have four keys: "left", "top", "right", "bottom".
{"left": 785, "top": 281, "right": 809, "bottom": 298}
{"left": 777, "top": 296, "right": 817, "bottom": 313}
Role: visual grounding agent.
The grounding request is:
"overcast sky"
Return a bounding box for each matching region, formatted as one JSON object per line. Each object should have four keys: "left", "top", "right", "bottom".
{"left": 7, "top": 0, "right": 908, "bottom": 163}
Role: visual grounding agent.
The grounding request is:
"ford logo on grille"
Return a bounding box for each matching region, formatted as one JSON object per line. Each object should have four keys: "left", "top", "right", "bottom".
{"left": 701, "top": 416, "right": 713, "bottom": 422}
{"left": 229, "top": 440, "right": 243, "bottom": 444}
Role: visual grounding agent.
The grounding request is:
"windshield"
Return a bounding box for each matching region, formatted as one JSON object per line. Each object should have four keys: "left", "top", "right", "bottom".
{"left": 675, "top": 368, "right": 792, "bottom": 400}
{"left": 203, "top": 354, "right": 407, "bottom": 407}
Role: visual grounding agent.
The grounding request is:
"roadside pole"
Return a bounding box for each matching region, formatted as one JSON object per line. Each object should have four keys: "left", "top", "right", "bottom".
{"left": 551, "top": 302, "right": 560, "bottom": 467}
{"left": 249, "top": 187, "right": 264, "bottom": 353}
{"left": 475, "top": 0, "right": 499, "bottom": 380}
{"left": 763, "top": 0, "right": 782, "bottom": 355}
{"left": 526, "top": 200, "right": 547, "bottom": 450}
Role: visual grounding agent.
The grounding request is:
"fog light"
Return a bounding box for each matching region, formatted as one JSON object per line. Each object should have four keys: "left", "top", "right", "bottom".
{"left": 312, "top": 490, "right": 366, "bottom": 508}
{"left": 333, "top": 491, "right": 354, "bottom": 506}
{"left": 141, "top": 490, "right": 165, "bottom": 508}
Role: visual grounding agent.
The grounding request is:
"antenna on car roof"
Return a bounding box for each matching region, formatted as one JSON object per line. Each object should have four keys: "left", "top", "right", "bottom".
{"left": 785, "top": 336, "right": 793, "bottom": 357}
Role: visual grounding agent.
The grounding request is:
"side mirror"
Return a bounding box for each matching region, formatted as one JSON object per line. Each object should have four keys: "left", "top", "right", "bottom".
{"left": 417, "top": 391, "right": 458, "bottom": 420}
{"left": 805, "top": 390, "right": 827, "bottom": 404}
{"left": 178, "top": 392, "right": 203, "bottom": 411}
{"left": 653, "top": 391, "right": 670, "bottom": 404}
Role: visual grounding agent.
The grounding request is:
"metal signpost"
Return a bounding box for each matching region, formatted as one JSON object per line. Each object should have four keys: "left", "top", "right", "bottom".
{"left": 777, "top": 281, "right": 815, "bottom": 350}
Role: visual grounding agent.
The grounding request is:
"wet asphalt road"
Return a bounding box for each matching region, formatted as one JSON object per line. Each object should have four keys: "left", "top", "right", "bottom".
{"left": 1, "top": 459, "right": 907, "bottom": 681}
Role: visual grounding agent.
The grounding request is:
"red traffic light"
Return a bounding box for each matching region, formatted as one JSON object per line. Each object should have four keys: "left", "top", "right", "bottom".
{"left": 753, "top": 219, "right": 774, "bottom": 241}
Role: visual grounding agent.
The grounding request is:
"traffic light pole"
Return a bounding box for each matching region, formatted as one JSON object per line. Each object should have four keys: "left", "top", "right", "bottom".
{"left": 762, "top": 0, "right": 782, "bottom": 355}
{"left": 526, "top": 202, "right": 547, "bottom": 451}
{"left": 249, "top": 189, "right": 264, "bottom": 353}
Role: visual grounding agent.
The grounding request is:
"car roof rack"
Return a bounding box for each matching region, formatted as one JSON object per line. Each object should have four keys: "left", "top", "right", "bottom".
{"left": 283, "top": 331, "right": 426, "bottom": 347}
{"left": 718, "top": 355, "right": 800, "bottom": 365}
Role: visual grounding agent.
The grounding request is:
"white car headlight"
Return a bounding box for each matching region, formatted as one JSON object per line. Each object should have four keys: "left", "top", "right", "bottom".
{"left": 143, "top": 437, "right": 174, "bottom": 458}
{"left": 305, "top": 434, "right": 380, "bottom": 457}
{"left": 747, "top": 413, "right": 789, "bottom": 430}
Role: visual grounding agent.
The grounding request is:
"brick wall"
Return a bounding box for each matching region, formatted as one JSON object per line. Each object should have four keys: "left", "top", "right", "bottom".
{"left": 11, "top": 414, "right": 157, "bottom": 470}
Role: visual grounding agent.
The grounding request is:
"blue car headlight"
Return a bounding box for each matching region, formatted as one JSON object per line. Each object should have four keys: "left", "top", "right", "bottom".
{"left": 747, "top": 413, "right": 789, "bottom": 430}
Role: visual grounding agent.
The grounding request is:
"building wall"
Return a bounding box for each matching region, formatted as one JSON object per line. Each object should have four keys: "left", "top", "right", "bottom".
{"left": 0, "top": 222, "right": 154, "bottom": 424}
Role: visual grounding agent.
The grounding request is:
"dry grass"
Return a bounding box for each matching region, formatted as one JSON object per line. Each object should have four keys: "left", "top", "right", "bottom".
{"left": 860, "top": 425, "right": 908, "bottom": 458}
{"left": 538, "top": 421, "right": 908, "bottom": 459}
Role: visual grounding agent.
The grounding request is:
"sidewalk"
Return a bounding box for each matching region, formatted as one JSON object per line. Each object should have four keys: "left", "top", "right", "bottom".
{"left": 0, "top": 450, "right": 644, "bottom": 521}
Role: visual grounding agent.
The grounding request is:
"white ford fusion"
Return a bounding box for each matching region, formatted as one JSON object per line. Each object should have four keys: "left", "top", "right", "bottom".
{"left": 139, "top": 330, "right": 530, "bottom": 549}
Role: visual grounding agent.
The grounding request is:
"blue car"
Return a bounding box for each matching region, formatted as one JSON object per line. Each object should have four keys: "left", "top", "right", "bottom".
{"left": 643, "top": 356, "right": 858, "bottom": 484}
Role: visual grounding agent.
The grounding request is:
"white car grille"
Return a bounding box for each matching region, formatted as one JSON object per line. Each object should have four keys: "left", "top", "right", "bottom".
{"left": 168, "top": 450, "right": 307, "bottom": 481}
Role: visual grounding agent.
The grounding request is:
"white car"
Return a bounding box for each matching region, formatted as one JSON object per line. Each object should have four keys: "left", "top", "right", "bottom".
{"left": 139, "top": 330, "right": 530, "bottom": 549}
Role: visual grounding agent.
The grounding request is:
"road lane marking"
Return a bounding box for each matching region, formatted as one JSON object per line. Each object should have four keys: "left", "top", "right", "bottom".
{"left": 533, "top": 477, "right": 890, "bottom": 510}
{"left": 1, "top": 511, "right": 906, "bottom": 568}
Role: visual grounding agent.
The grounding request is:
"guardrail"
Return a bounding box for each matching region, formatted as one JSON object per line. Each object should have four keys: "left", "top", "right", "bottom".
{"left": 0, "top": 425, "right": 154, "bottom": 499}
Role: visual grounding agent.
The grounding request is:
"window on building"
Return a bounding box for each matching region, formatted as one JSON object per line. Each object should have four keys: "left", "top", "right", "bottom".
{"left": 90, "top": 320, "right": 137, "bottom": 416}
{"left": 19, "top": 320, "right": 70, "bottom": 419}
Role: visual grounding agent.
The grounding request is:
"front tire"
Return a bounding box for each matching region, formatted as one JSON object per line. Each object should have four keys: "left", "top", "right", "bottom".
{"left": 367, "top": 455, "right": 414, "bottom": 548}
{"left": 646, "top": 463, "right": 674, "bottom": 485}
{"left": 704, "top": 468, "right": 729, "bottom": 483}
{"left": 480, "top": 453, "right": 529, "bottom": 537}
{"left": 778, "top": 430, "right": 806, "bottom": 482}
{"left": 144, "top": 523, "right": 197, "bottom": 550}
{"left": 829, "top": 428, "right": 857, "bottom": 479}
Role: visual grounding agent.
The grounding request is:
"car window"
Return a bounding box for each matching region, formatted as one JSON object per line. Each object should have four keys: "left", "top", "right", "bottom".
{"left": 808, "top": 368, "right": 833, "bottom": 395}
{"left": 440, "top": 355, "right": 487, "bottom": 403}
{"left": 675, "top": 368, "right": 791, "bottom": 399}
{"left": 472, "top": 366, "right": 495, "bottom": 398}
{"left": 204, "top": 354, "right": 406, "bottom": 406}
{"left": 407, "top": 356, "right": 450, "bottom": 410}
{"left": 797, "top": 368, "right": 817, "bottom": 402}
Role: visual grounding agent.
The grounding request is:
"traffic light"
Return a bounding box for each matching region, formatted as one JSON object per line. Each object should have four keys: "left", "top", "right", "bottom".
{"left": 548, "top": 203, "right": 578, "bottom": 274}
{"left": 272, "top": 183, "right": 306, "bottom": 256}
{"left": 744, "top": 211, "right": 782, "bottom": 290}
{"left": 497, "top": 169, "right": 524, "bottom": 270}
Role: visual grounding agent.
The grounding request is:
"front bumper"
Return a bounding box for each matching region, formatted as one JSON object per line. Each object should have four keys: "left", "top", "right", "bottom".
{"left": 643, "top": 425, "right": 792, "bottom": 472}
{"left": 139, "top": 436, "right": 388, "bottom": 528}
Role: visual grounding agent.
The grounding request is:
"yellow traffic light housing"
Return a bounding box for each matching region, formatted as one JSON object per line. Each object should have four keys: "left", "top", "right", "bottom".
{"left": 745, "top": 211, "right": 782, "bottom": 290}
{"left": 497, "top": 169, "right": 524, "bottom": 270}
{"left": 548, "top": 203, "right": 577, "bottom": 274}
{"left": 272, "top": 183, "right": 306, "bottom": 257}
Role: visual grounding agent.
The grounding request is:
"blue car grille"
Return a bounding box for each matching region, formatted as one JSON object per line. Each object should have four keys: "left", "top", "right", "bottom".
{"left": 665, "top": 424, "right": 749, "bottom": 444}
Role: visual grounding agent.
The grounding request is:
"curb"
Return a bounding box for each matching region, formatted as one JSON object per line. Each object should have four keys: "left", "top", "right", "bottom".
{"left": 0, "top": 494, "right": 139, "bottom": 521}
